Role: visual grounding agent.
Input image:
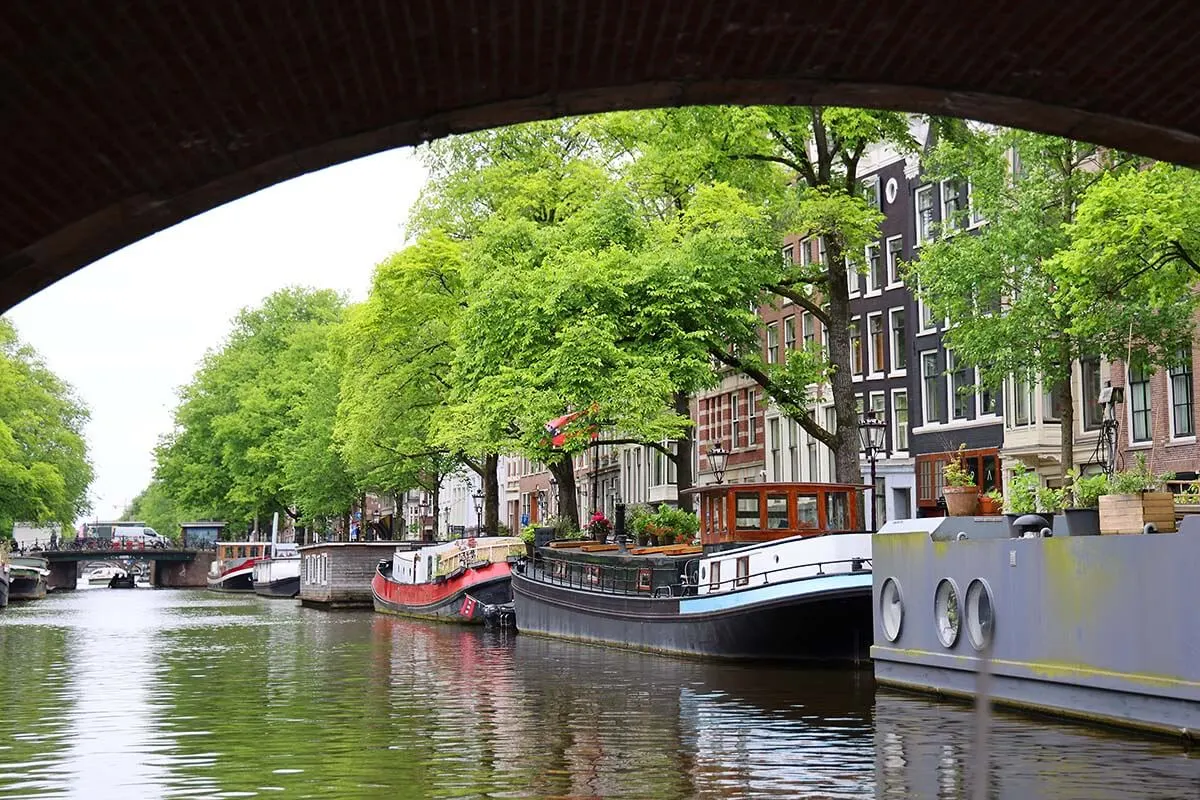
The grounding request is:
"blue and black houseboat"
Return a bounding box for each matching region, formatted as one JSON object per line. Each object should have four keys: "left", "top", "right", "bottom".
{"left": 511, "top": 482, "right": 874, "bottom": 662}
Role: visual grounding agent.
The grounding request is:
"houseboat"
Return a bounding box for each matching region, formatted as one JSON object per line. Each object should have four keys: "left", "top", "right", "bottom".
{"left": 252, "top": 542, "right": 300, "bottom": 598}
{"left": 207, "top": 541, "right": 273, "bottom": 593}
{"left": 871, "top": 513, "right": 1200, "bottom": 738}
{"left": 511, "top": 482, "right": 874, "bottom": 662}
{"left": 372, "top": 536, "right": 526, "bottom": 623}
{"left": 8, "top": 554, "right": 50, "bottom": 601}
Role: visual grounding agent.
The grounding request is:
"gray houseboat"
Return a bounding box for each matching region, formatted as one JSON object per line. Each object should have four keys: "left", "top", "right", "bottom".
{"left": 871, "top": 514, "right": 1200, "bottom": 737}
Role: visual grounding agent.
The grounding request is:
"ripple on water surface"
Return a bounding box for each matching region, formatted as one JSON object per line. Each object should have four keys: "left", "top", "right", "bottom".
{"left": 0, "top": 589, "right": 1196, "bottom": 798}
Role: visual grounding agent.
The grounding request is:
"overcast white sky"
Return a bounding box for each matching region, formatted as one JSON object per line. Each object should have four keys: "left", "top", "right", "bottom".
{"left": 3, "top": 147, "right": 427, "bottom": 523}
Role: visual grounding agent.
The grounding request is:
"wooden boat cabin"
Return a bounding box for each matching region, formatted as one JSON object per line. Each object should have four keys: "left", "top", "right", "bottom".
{"left": 216, "top": 542, "right": 271, "bottom": 562}
{"left": 688, "top": 482, "right": 866, "bottom": 550}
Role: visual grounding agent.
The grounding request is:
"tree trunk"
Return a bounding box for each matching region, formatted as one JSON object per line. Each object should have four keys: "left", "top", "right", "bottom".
{"left": 429, "top": 482, "right": 441, "bottom": 541}
{"left": 1054, "top": 370, "right": 1075, "bottom": 489}
{"left": 673, "top": 390, "right": 695, "bottom": 513}
{"left": 824, "top": 239, "right": 864, "bottom": 486}
{"left": 549, "top": 457, "right": 580, "bottom": 529}
{"left": 483, "top": 453, "right": 500, "bottom": 534}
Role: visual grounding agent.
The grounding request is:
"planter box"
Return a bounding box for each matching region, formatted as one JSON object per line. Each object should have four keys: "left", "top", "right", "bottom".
{"left": 1098, "top": 492, "right": 1176, "bottom": 534}
{"left": 1053, "top": 508, "right": 1100, "bottom": 537}
{"left": 942, "top": 486, "right": 979, "bottom": 517}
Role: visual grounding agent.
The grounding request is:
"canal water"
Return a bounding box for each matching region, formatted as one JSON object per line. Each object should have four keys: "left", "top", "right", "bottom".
{"left": 0, "top": 590, "right": 1196, "bottom": 799}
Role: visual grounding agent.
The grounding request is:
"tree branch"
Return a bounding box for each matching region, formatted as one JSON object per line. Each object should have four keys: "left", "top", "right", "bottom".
{"left": 589, "top": 438, "right": 677, "bottom": 461}
{"left": 765, "top": 284, "right": 831, "bottom": 326}
{"left": 707, "top": 345, "right": 835, "bottom": 448}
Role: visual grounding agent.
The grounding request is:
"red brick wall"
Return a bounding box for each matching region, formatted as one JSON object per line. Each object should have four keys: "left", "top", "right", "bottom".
{"left": 1111, "top": 336, "right": 1200, "bottom": 479}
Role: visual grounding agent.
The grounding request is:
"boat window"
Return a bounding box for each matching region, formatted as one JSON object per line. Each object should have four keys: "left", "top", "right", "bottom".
{"left": 237, "top": 546, "right": 246, "bottom": 558}
{"left": 766, "top": 494, "right": 789, "bottom": 529}
{"left": 796, "top": 494, "right": 819, "bottom": 528}
{"left": 709, "top": 560, "right": 722, "bottom": 590}
{"left": 637, "top": 568, "right": 651, "bottom": 591}
{"left": 826, "top": 492, "right": 850, "bottom": 530}
{"left": 735, "top": 556, "right": 750, "bottom": 587}
{"left": 735, "top": 492, "right": 761, "bottom": 530}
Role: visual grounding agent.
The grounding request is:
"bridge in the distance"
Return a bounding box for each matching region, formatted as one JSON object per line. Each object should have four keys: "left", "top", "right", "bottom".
{"left": 34, "top": 547, "right": 213, "bottom": 591}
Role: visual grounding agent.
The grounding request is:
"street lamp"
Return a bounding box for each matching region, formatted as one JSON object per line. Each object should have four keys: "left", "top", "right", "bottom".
{"left": 443, "top": 505, "right": 452, "bottom": 539}
{"left": 858, "top": 409, "right": 889, "bottom": 531}
{"left": 472, "top": 489, "right": 484, "bottom": 534}
{"left": 418, "top": 500, "right": 430, "bottom": 541}
{"left": 708, "top": 443, "right": 729, "bottom": 484}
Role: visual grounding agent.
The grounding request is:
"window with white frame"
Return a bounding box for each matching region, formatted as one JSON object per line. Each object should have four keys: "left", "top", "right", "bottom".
{"left": 870, "top": 391, "right": 886, "bottom": 415}
{"left": 848, "top": 259, "right": 861, "bottom": 296}
{"left": 866, "top": 243, "right": 883, "bottom": 293}
{"left": 868, "top": 313, "right": 886, "bottom": 375}
{"left": 915, "top": 185, "right": 935, "bottom": 246}
{"left": 748, "top": 390, "right": 758, "bottom": 445}
{"left": 802, "top": 312, "right": 815, "bottom": 348}
{"left": 940, "top": 179, "right": 964, "bottom": 234}
{"left": 783, "top": 316, "right": 796, "bottom": 352}
{"left": 818, "top": 237, "right": 827, "bottom": 265}
{"left": 918, "top": 285, "right": 936, "bottom": 334}
{"left": 947, "top": 349, "right": 974, "bottom": 420}
{"left": 1010, "top": 376, "right": 1034, "bottom": 427}
{"left": 1081, "top": 355, "right": 1103, "bottom": 431}
{"left": 788, "top": 420, "right": 800, "bottom": 480}
{"left": 782, "top": 245, "right": 795, "bottom": 265}
{"left": 766, "top": 322, "right": 779, "bottom": 363}
{"left": 862, "top": 175, "right": 881, "bottom": 209}
{"left": 886, "top": 235, "right": 904, "bottom": 286}
{"left": 731, "top": 391, "right": 742, "bottom": 445}
{"left": 888, "top": 308, "right": 907, "bottom": 372}
{"left": 800, "top": 237, "right": 814, "bottom": 268}
{"left": 806, "top": 440, "right": 819, "bottom": 481}
{"left": 850, "top": 318, "right": 864, "bottom": 376}
{"left": 893, "top": 390, "right": 909, "bottom": 451}
{"left": 967, "top": 180, "right": 985, "bottom": 226}
{"left": 921, "top": 350, "right": 942, "bottom": 424}
{"left": 1128, "top": 362, "right": 1152, "bottom": 443}
{"left": 769, "top": 417, "right": 782, "bottom": 479}
{"left": 1169, "top": 348, "right": 1194, "bottom": 438}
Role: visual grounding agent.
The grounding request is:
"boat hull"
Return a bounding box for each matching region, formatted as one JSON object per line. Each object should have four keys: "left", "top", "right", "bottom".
{"left": 9, "top": 574, "right": 47, "bottom": 601}
{"left": 512, "top": 570, "right": 872, "bottom": 662}
{"left": 207, "top": 569, "right": 254, "bottom": 593}
{"left": 254, "top": 575, "right": 300, "bottom": 598}
{"left": 372, "top": 561, "right": 513, "bottom": 624}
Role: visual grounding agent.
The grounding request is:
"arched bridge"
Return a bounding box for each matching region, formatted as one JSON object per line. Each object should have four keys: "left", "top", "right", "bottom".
{"left": 4, "top": 0, "right": 1200, "bottom": 311}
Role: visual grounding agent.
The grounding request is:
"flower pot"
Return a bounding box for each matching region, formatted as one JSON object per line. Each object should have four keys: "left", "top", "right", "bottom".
{"left": 942, "top": 486, "right": 979, "bottom": 516}
{"left": 977, "top": 495, "right": 1001, "bottom": 516}
{"left": 1099, "top": 492, "right": 1176, "bottom": 534}
{"left": 1060, "top": 508, "right": 1100, "bottom": 536}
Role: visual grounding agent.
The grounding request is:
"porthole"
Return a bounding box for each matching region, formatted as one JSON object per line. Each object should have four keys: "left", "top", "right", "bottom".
{"left": 965, "top": 579, "right": 994, "bottom": 651}
{"left": 700, "top": 567, "right": 706, "bottom": 580}
{"left": 934, "top": 578, "right": 961, "bottom": 648}
{"left": 880, "top": 577, "right": 903, "bottom": 642}
{"left": 885, "top": 177, "right": 899, "bottom": 204}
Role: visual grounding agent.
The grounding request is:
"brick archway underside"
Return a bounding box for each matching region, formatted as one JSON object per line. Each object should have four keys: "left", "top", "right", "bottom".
{"left": 4, "top": 0, "right": 1200, "bottom": 312}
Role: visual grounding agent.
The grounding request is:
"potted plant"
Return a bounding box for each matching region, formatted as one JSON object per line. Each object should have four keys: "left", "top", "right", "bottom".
{"left": 1099, "top": 455, "right": 1176, "bottom": 534}
{"left": 632, "top": 504, "right": 699, "bottom": 546}
{"left": 1056, "top": 467, "right": 1106, "bottom": 536}
{"left": 978, "top": 489, "right": 1003, "bottom": 516}
{"left": 1003, "top": 463, "right": 1039, "bottom": 528}
{"left": 586, "top": 512, "right": 613, "bottom": 543}
{"left": 941, "top": 446, "right": 979, "bottom": 516}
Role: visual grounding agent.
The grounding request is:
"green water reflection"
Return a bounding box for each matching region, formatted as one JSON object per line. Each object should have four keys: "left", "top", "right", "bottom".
{"left": 0, "top": 589, "right": 1196, "bottom": 799}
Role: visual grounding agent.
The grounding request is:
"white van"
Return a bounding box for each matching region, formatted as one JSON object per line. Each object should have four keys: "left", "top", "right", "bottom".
{"left": 111, "top": 526, "right": 172, "bottom": 549}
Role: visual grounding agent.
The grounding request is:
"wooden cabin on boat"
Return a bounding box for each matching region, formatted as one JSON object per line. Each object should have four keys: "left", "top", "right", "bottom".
{"left": 686, "top": 482, "right": 866, "bottom": 550}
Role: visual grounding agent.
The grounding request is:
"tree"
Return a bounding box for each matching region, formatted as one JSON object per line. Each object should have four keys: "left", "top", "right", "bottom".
{"left": 909, "top": 129, "right": 1200, "bottom": 481}
{"left": 122, "top": 480, "right": 184, "bottom": 543}
{"left": 155, "top": 287, "right": 346, "bottom": 530}
{"left": 0, "top": 319, "right": 93, "bottom": 535}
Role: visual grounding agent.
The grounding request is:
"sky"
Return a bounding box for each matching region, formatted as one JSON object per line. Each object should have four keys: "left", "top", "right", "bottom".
{"left": 3, "top": 147, "right": 428, "bottom": 523}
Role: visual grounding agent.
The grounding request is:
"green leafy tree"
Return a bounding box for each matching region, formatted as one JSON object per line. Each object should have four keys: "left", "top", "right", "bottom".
{"left": 122, "top": 480, "right": 184, "bottom": 543}
{"left": 155, "top": 287, "right": 346, "bottom": 531}
{"left": 0, "top": 319, "right": 93, "bottom": 535}
{"left": 910, "top": 129, "right": 1200, "bottom": 480}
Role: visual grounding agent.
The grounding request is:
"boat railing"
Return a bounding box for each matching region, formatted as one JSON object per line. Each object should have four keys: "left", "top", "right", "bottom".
{"left": 526, "top": 555, "right": 871, "bottom": 599}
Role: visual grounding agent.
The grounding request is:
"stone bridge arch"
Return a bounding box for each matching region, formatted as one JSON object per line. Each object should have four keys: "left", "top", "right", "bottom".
{"left": 4, "top": 0, "right": 1199, "bottom": 310}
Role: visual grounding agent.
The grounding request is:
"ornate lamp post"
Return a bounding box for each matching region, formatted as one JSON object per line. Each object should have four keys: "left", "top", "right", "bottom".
{"left": 472, "top": 489, "right": 485, "bottom": 535}
{"left": 708, "top": 443, "right": 729, "bottom": 484}
{"left": 858, "top": 409, "right": 889, "bottom": 531}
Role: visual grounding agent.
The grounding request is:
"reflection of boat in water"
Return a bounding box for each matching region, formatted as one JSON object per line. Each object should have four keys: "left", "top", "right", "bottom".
{"left": 8, "top": 555, "right": 49, "bottom": 601}
{"left": 252, "top": 542, "right": 301, "bottom": 598}
{"left": 372, "top": 537, "right": 524, "bottom": 623}
{"left": 512, "top": 482, "right": 874, "bottom": 662}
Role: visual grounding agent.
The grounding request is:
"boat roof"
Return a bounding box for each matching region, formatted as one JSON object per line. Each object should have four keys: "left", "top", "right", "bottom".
{"left": 680, "top": 480, "right": 869, "bottom": 495}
